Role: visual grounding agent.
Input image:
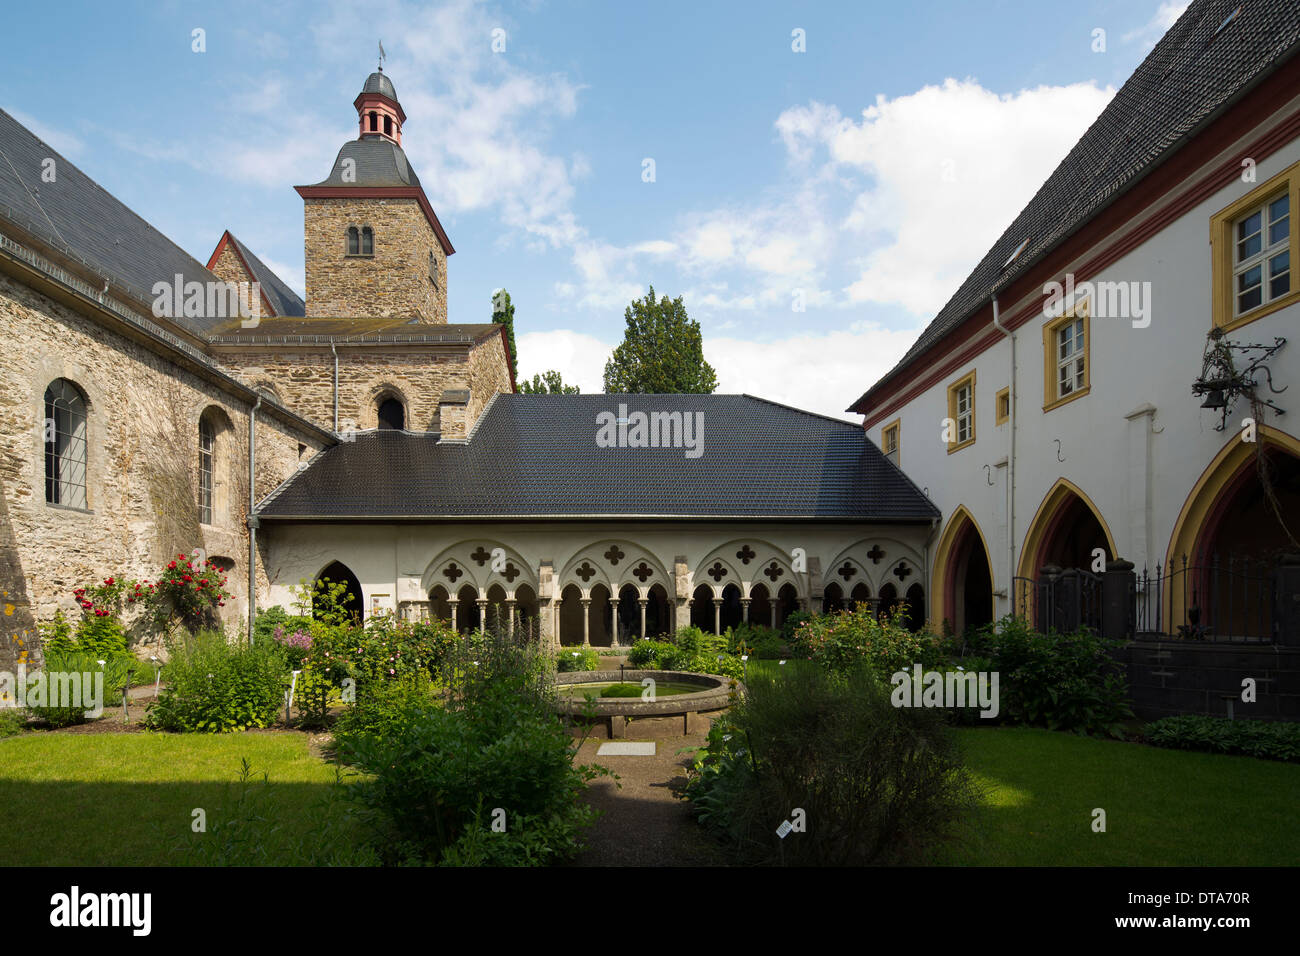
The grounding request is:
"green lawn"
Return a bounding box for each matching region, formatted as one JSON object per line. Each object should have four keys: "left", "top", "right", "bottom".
{"left": 0, "top": 731, "right": 360, "bottom": 865}
{"left": 940, "top": 727, "right": 1300, "bottom": 866}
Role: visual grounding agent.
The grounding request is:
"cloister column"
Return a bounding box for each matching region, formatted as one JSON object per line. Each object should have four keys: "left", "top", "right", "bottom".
{"left": 609, "top": 597, "right": 620, "bottom": 646}
{"left": 477, "top": 599, "right": 488, "bottom": 632}
{"left": 581, "top": 598, "right": 592, "bottom": 647}
{"left": 638, "top": 598, "right": 648, "bottom": 638}
{"left": 506, "top": 600, "right": 516, "bottom": 638}
{"left": 770, "top": 603, "right": 776, "bottom": 628}
{"left": 713, "top": 598, "right": 722, "bottom": 634}
{"left": 741, "top": 598, "right": 751, "bottom": 623}
{"left": 448, "top": 600, "right": 458, "bottom": 631}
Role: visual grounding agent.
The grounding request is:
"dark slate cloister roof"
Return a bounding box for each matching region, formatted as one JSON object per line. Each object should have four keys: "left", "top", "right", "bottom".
{"left": 850, "top": 0, "right": 1300, "bottom": 413}
{"left": 226, "top": 233, "right": 305, "bottom": 317}
{"left": 256, "top": 394, "right": 940, "bottom": 521}
{"left": 308, "top": 137, "right": 422, "bottom": 188}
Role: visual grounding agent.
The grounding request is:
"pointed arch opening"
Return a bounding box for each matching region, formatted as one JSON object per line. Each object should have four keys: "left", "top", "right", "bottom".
{"left": 316, "top": 561, "right": 363, "bottom": 625}
{"left": 931, "top": 506, "right": 995, "bottom": 638}
{"left": 1166, "top": 426, "right": 1300, "bottom": 640}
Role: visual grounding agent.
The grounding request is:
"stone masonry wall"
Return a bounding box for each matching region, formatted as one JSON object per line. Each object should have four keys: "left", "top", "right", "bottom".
{"left": 218, "top": 340, "right": 512, "bottom": 436}
{"left": 303, "top": 198, "right": 447, "bottom": 322}
{"left": 0, "top": 271, "right": 325, "bottom": 668}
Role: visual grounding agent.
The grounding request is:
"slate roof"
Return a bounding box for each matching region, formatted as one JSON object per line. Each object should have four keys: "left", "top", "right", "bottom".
{"left": 849, "top": 0, "right": 1300, "bottom": 414}
{"left": 306, "top": 136, "right": 422, "bottom": 188}
{"left": 225, "top": 233, "right": 305, "bottom": 317}
{"left": 0, "top": 107, "right": 227, "bottom": 332}
{"left": 257, "top": 394, "right": 940, "bottom": 521}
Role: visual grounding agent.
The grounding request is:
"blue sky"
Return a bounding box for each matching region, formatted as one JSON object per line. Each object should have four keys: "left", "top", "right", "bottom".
{"left": 2, "top": 0, "right": 1188, "bottom": 416}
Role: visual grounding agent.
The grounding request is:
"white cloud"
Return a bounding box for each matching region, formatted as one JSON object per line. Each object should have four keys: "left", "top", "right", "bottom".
{"left": 705, "top": 323, "right": 922, "bottom": 419}
{"left": 776, "top": 78, "right": 1115, "bottom": 316}
{"left": 8, "top": 110, "right": 85, "bottom": 158}
{"left": 516, "top": 329, "right": 614, "bottom": 393}
{"left": 1123, "top": 2, "right": 1190, "bottom": 48}
{"left": 517, "top": 321, "right": 921, "bottom": 419}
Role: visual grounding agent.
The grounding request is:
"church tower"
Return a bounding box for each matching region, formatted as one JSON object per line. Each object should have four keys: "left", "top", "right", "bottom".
{"left": 296, "top": 69, "right": 454, "bottom": 321}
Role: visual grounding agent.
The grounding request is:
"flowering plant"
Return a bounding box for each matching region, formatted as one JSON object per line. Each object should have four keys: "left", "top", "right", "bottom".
{"left": 137, "top": 554, "right": 233, "bottom": 635}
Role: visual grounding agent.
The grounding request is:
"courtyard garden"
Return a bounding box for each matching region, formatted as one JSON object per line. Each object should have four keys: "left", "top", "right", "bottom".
{"left": 1, "top": 562, "right": 1297, "bottom": 867}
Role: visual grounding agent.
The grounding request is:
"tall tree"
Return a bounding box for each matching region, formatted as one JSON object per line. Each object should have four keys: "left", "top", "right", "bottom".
{"left": 602, "top": 286, "right": 718, "bottom": 393}
{"left": 518, "top": 370, "right": 580, "bottom": 394}
{"left": 491, "top": 288, "right": 518, "bottom": 371}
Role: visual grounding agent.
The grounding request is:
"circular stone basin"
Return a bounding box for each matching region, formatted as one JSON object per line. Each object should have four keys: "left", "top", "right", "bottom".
{"left": 554, "top": 670, "right": 740, "bottom": 719}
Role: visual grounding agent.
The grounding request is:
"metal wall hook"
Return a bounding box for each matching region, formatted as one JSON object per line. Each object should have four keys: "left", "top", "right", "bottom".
{"left": 983, "top": 464, "right": 994, "bottom": 485}
{"left": 1054, "top": 438, "right": 1065, "bottom": 462}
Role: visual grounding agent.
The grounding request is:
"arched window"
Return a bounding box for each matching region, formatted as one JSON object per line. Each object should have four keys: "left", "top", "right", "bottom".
{"left": 383, "top": 115, "right": 392, "bottom": 136}
{"left": 44, "top": 378, "right": 87, "bottom": 508}
{"left": 346, "top": 226, "right": 359, "bottom": 255}
{"left": 198, "top": 416, "right": 215, "bottom": 524}
{"left": 361, "top": 227, "right": 374, "bottom": 255}
{"left": 377, "top": 397, "right": 404, "bottom": 430}
{"left": 369, "top": 111, "right": 378, "bottom": 132}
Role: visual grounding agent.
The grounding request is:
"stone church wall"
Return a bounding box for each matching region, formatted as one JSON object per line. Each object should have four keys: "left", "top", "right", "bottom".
{"left": 0, "top": 271, "right": 326, "bottom": 668}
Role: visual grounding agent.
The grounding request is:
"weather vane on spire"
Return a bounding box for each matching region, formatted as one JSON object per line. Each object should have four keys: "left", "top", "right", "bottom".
{"left": 378, "top": 40, "right": 386, "bottom": 71}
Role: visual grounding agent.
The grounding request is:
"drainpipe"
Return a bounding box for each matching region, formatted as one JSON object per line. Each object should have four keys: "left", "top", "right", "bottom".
{"left": 992, "top": 295, "right": 1016, "bottom": 607}
{"left": 330, "top": 340, "right": 339, "bottom": 433}
{"left": 247, "top": 395, "right": 262, "bottom": 643}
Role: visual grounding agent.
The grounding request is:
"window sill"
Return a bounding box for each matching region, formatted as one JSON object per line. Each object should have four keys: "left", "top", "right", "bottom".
{"left": 946, "top": 438, "right": 976, "bottom": 455}
{"left": 1216, "top": 290, "right": 1300, "bottom": 333}
{"left": 1043, "top": 385, "right": 1090, "bottom": 413}
{"left": 344, "top": 254, "right": 375, "bottom": 259}
{"left": 45, "top": 502, "right": 93, "bottom": 515}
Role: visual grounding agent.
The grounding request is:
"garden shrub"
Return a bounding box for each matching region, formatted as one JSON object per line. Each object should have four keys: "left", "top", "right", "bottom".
{"left": 333, "top": 673, "right": 437, "bottom": 740}
{"left": 340, "top": 644, "right": 603, "bottom": 866}
{"left": 145, "top": 631, "right": 289, "bottom": 733}
{"left": 684, "top": 664, "right": 977, "bottom": 865}
{"left": 727, "top": 622, "right": 787, "bottom": 659}
{"left": 0, "top": 708, "right": 27, "bottom": 737}
{"left": 1145, "top": 715, "right": 1300, "bottom": 762}
{"left": 627, "top": 639, "right": 674, "bottom": 668}
{"left": 24, "top": 652, "right": 131, "bottom": 728}
{"left": 556, "top": 647, "right": 599, "bottom": 672}
{"left": 793, "top": 604, "right": 943, "bottom": 676}
{"left": 781, "top": 611, "right": 811, "bottom": 642}
{"left": 977, "top": 616, "right": 1131, "bottom": 737}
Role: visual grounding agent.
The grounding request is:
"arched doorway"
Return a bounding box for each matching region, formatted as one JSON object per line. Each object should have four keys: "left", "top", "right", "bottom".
{"left": 428, "top": 585, "right": 452, "bottom": 624}
{"left": 559, "top": 584, "right": 585, "bottom": 646}
{"left": 822, "top": 582, "right": 844, "bottom": 614}
{"left": 455, "top": 584, "right": 481, "bottom": 634}
{"left": 645, "top": 584, "right": 671, "bottom": 638}
{"left": 616, "top": 584, "right": 641, "bottom": 645}
{"left": 720, "top": 584, "right": 743, "bottom": 632}
{"left": 377, "top": 397, "right": 405, "bottom": 430}
{"left": 775, "top": 583, "right": 800, "bottom": 629}
{"left": 589, "top": 584, "right": 612, "bottom": 646}
{"left": 1167, "top": 427, "right": 1300, "bottom": 640}
{"left": 904, "top": 583, "right": 926, "bottom": 632}
{"left": 877, "top": 583, "right": 898, "bottom": 622}
{"left": 316, "top": 561, "right": 362, "bottom": 625}
{"left": 514, "top": 585, "right": 539, "bottom": 642}
{"left": 1019, "top": 479, "right": 1117, "bottom": 580}
{"left": 690, "top": 584, "right": 715, "bottom": 632}
{"left": 849, "top": 582, "right": 871, "bottom": 611}
{"left": 932, "top": 507, "right": 995, "bottom": 638}
{"left": 748, "top": 584, "right": 773, "bottom": 629}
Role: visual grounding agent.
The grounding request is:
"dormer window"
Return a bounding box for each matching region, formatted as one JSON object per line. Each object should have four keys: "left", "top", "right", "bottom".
{"left": 347, "top": 226, "right": 360, "bottom": 255}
